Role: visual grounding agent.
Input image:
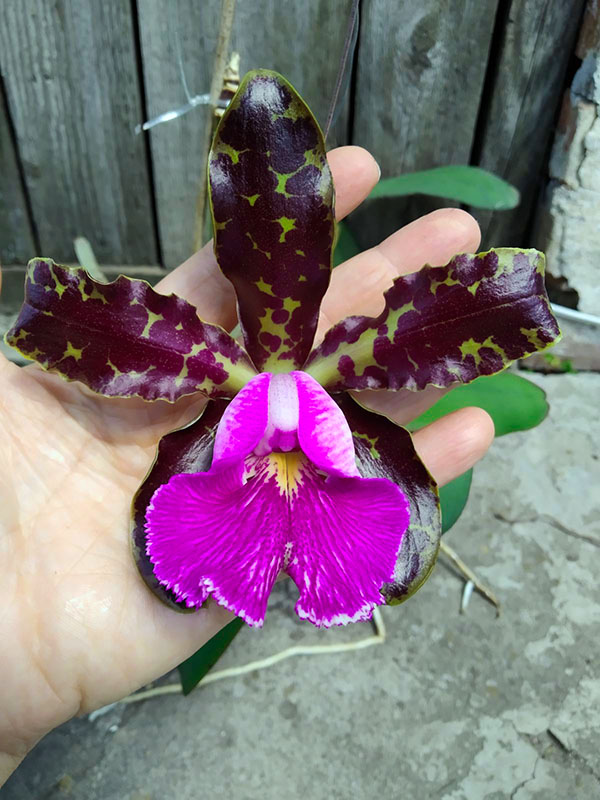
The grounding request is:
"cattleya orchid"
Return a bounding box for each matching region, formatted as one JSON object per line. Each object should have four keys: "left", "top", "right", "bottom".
{"left": 6, "top": 71, "right": 560, "bottom": 628}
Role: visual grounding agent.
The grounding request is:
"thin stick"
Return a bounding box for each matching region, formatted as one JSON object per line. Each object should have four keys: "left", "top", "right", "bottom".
{"left": 439, "top": 540, "right": 500, "bottom": 615}
{"left": 323, "top": 0, "right": 360, "bottom": 141}
{"left": 193, "top": 0, "right": 237, "bottom": 252}
{"left": 117, "top": 608, "right": 386, "bottom": 705}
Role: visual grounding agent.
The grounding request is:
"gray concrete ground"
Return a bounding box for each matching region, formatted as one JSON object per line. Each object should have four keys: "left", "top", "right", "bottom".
{"left": 3, "top": 373, "right": 599, "bottom": 800}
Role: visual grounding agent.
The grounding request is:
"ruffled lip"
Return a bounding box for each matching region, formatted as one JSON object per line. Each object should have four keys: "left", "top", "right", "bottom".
{"left": 146, "top": 452, "right": 410, "bottom": 627}
{"left": 144, "top": 370, "right": 410, "bottom": 627}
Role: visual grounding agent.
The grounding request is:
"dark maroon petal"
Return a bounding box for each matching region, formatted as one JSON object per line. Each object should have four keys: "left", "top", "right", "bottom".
{"left": 335, "top": 394, "right": 441, "bottom": 604}
{"left": 131, "top": 400, "right": 228, "bottom": 611}
{"left": 305, "top": 249, "right": 561, "bottom": 391}
{"left": 5, "top": 259, "right": 256, "bottom": 401}
{"left": 209, "top": 71, "right": 334, "bottom": 371}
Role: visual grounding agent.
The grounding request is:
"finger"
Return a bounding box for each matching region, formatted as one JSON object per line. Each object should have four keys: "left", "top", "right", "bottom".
{"left": 352, "top": 385, "right": 446, "bottom": 427}
{"left": 155, "top": 146, "right": 380, "bottom": 329}
{"left": 319, "top": 208, "right": 481, "bottom": 331}
{"left": 327, "top": 146, "right": 380, "bottom": 219}
{"left": 411, "top": 406, "right": 495, "bottom": 487}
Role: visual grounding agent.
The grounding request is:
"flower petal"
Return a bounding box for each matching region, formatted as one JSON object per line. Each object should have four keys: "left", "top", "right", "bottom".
{"left": 286, "top": 461, "right": 410, "bottom": 627}
{"left": 209, "top": 71, "right": 334, "bottom": 371}
{"left": 293, "top": 371, "right": 358, "bottom": 478}
{"left": 146, "top": 458, "right": 289, "bottom": 626}
{"left": 6, "top": 259, "right": 257, "bottom": 402}
{"left": 335, "top": 394, "right": 441, "bottom": 604}
{"left": 305, "top": 249, "right": 561, "bottom": 392}
{"left": 145, "top": 451, "right": 410, "bottom": 628}
{"left": 212, "top": 372, "right": 271, "bottom": 465}
{"left": 131, "top": 400, "right": 228, "bottom": 611}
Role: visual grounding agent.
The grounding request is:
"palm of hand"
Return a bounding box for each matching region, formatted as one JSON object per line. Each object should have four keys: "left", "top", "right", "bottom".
{"left": 0, "top": 358, "right": 231, "bottom": 749}
{"left": 0, "top": 148, "right": 492, "bottom": 759}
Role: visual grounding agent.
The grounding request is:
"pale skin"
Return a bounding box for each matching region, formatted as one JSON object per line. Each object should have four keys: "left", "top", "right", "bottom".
{"left": 0, "top": 147, "right": 494, "bottom": 785}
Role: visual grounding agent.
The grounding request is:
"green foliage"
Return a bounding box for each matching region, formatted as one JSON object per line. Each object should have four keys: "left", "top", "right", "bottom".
{"left": 439, "top": 470, "right": 473, "bottom": 534}
{"left": 368, "top": 166, "right": 520, "bottom": 210}
{"left": 332, "top": 166, "right": 519, "bottom": 269}
{"left": 408, "top": 372, "right": 549, "bottom": 437}
{"left": 409, "top": 371, "right": 549, "bottom": 532}
{"left": 178, "top": 618, "right": 245, "bottom": 695}
{"left": 333, "top": 222, "right": 360, "bottom": 266}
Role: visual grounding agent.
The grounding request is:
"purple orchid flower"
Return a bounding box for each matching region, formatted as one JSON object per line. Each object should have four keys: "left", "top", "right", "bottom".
{"left": 6, "top": 71, "right": 560, "bottom": 629}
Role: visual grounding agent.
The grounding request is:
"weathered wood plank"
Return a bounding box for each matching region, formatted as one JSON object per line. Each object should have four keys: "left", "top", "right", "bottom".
{"left": 349, "top": 0, "right": 499, "bottom": 251}
{"left": 137, "top": 0, "right": 354, "bottom": 269}
{"left": 0, "top": 0, "right": 158, "bottom": 265}
{"left": 0, "top": 81, "right": 36, "bottom": 265}
{"left": 474, "top": 0, "right": 587, "bottom": 248}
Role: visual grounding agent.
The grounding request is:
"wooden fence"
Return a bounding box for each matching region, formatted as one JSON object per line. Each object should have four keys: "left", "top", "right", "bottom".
{"left": 0, "top": 0, "right": 587, "bottom": 275}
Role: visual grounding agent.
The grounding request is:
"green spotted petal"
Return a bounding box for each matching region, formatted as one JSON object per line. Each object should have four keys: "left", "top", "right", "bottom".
{"left": 305, "top": 249, "right": 561, "bottom": 392}
{"left": 5, "top": 259, "right": 256, "bottom": 402}
{"left": 209, "top": 70, "right": 334, "bottom": 372}
{"left": 336, "top": 394, "right": 441, "bottom": 604}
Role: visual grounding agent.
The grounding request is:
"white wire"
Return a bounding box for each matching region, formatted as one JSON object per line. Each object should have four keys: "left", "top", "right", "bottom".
{"left": 551, "top": 303, "right": 600, "bottom": 328}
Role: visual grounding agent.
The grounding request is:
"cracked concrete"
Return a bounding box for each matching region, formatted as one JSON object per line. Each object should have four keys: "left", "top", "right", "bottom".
{"left": 3, "top": 372, "right": 600, "bottom": 800}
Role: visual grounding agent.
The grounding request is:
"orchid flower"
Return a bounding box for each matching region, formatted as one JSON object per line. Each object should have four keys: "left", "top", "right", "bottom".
{"left": 6, "top": 71, "right": 560, "bottom": 629}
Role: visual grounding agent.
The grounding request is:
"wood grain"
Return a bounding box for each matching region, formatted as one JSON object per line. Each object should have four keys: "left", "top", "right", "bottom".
{"left": 349, "top": 0, "right": 499, "bottom": 251}
{"left": 0, "top": 0, "right": 158, "bottom": 265}
{"left": 473, "top": 0, "right": 587, "bottom": 248}
{"left": 0, "top": 81, "right": 36, "bottom": 265}
{"left": 137, "top": 0, "right": 354, "bottom": 268}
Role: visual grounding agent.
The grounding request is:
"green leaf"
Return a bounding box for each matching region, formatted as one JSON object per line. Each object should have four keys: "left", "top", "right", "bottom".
{"left": 178, "top": 618, "right": 245, "bottom": 695}
{"left": 333, "top": 222, "right": 360, "bottom": 266}
{"left": 408, "top": 372, "right": 549, "bottom": 436}
{"left": 440, "top": 470, "right": 473, "bottom": 534}
{"left": 368, "top": 166, "right": 520, "bottom": 210}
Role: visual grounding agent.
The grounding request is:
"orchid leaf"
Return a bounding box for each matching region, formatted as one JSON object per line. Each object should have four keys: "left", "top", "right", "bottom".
{"left": 131, "top": 400, "right": 228, "bottom": 610}
{"left": 209, "top": 70, "right": 334, "bottom": 372}
{"left": 5, "top": 259, "right": 256, "bottom": 402}
{"left": 337, "top": 395, "right": 441, "bottom": 604}
{"left": 178, "top": 618, "right": 244, "bottom": 695}
{"left": 333, "top": 222, "right": 360, "bottom": 266}
{"left": 306, "top": 249, "right": 561, "bottom": 392}
{"left": 409, "top": 371, "right": 549, "bottom": 435}
{"left": 368, "top": 166, "right": 520, "bottom": 210}
{"left": 440, "top": 470, "right": 473, "bottom": 534}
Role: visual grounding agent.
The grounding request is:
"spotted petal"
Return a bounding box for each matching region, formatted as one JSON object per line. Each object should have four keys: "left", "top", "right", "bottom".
{"left": 305, "top": 249, "right": 561, "bottom": 392}
{"left": 335, "top": 394, "right": 441, "bottom": 603}
{"left": 146, "top": 453, "right": 409, "bottom": 628}
{"left": 5, "top": 259, "right": 256, "bottom": 401}
{"left": 209, "top": 70, "right": 334, "bottom": 372}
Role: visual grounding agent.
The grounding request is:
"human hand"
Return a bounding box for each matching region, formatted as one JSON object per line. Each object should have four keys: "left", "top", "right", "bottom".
{"left": 0, "top": 146, "right": 493, "bottom": 783}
